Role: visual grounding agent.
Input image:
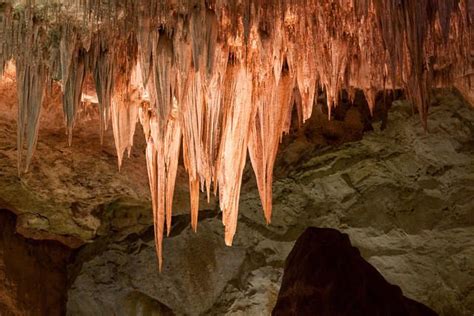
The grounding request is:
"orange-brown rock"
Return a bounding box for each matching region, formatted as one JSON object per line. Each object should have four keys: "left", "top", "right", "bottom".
{"left": 0, "top": 0, "right": 472, "bottom": 267}
{"left": 0, "top": 209, "right": 71, "bottom": 315}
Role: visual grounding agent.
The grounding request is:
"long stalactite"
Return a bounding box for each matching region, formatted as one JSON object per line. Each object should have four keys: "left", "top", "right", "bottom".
{"left": 0, "top": 0, "right": 472, "bottom": 269}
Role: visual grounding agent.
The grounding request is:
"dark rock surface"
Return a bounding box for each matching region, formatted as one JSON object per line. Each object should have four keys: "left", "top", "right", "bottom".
{"left": 0, "top": 209, "right": 71, "bottom": 315}
{"left": 272, "top": 227, "right": 438, "bottom": 316}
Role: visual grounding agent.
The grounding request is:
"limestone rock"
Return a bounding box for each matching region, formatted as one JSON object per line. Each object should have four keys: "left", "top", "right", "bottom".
{"left": 0, "top": 209, "right": 71, "bottom": 315}
{"left": 1, "top": 0, "right": 472, "bottom": 260}
{"left": 272, "top": 227, "right": 437, "bottom": 316}
{"left": 67, "top": 92, "right": 474, "bottom": 316}
{"left": 0, "top": 79, "right": 216, "bottom": 247}
{"left": 67, "top": 217, "right": 246, "bottom": 315}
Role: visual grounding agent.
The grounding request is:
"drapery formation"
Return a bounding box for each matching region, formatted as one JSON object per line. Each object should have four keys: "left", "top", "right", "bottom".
{"left": 0, "top": 0, "right": 472, "bottom": 269}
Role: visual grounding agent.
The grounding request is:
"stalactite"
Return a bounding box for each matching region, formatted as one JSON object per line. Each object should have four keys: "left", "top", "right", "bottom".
{"left": 14, "top": 4, "right": 50, "bottom": 173}
{"left": 110, "top": 94, "right": 139, "bottom": 169}
{"left": 1, "top": 0, "right": 472, "bottom": 268}
{"left": 110, "top": 33, "right": 139, "bottom": 168}
{"left": 181, "top": 72, "right": 205, "bottom": 232}
{"left": 91, "top": 33, "right": 115, "bottom": 144}
{"left": 202, "top": 43, "right": 228, "bottom": 198}
{"left": 16, "top": 59, "right": 48, "bottom": 172}
{"left": 61, "top": 30, "right": 87, "bottom": 145}
{"left": 248, "top": 68, "right": 295, "bottom": 224}
{"left": 217, "top": 64, "right": 254, "bottom": 246}
{"left": 0, "top": 3, "right": 13, "bottom": 75}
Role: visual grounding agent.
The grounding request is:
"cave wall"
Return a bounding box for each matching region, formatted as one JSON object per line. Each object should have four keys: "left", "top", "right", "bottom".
{"left": 0, "top": 209, "right": 71, "bottom": 315}
{"left": 0, "top": 1, "right": 471, "bottom": 314}
{"left": 272, "top": 227, "right": 437, "bottom": 316}
{"left": 66, "top": 92, "right": 474, "bottom": 316}
{"left": 0, "top": 87, "right": 472, "bottom": 315}
{"left": 0, "top": 1, "right": 472, "bottom": 264}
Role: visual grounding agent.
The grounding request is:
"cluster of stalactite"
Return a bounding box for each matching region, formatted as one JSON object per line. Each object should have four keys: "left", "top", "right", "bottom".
{"left": 0, "top": 0, "right": 472, "bottom": 269}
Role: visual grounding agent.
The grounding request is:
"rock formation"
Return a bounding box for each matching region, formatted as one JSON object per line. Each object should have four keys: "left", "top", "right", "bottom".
{"left": 0, "top": 209, "right": 71, "bottom": 315}
{"left": 64, "top": 93, "right": 474, "bottom": 316}
{"left": 272, "top": 227, "right": 438, "bottom": 316}
{"left": 0, "top": 0, "right": 472, "bottom": 267}
{"left": 0, "top": 0, "right": 473, "bottom": 313}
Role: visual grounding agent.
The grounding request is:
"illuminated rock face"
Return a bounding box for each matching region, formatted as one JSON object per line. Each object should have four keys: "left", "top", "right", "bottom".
{"left": 0, "top": 0, "right": 472, "bottom": 266}
{"left": 66, "top": 95, "right": 474, "bottom": 316}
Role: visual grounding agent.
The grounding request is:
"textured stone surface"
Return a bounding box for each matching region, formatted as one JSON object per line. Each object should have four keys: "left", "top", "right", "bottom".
{"left": 0, "top": 75, "right": 215, "bottom": 247}
{"left": 68, "top": 216, "right": 246, "bottom": 315}
{"left": 0, "top": 77, "right": 472, "bottom": 315}
{"left": 66, "top": 92, "right": 474, "bottom": 316}
{"left": 272, "top": 227, "right": 437, "bottom": 316}
{"left": 0, "top": 209, "right": 71, "bottom": 316}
